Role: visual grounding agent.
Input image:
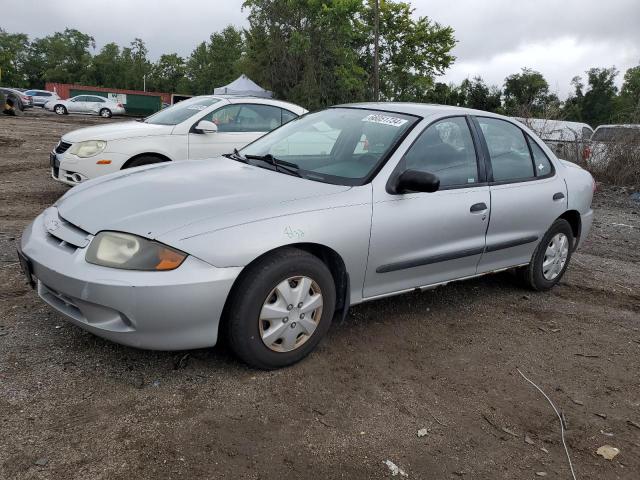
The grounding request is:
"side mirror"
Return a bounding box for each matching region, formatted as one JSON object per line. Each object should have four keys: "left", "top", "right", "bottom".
{"left": 195, "top": 120, "right": 218, "bottom": 133}
{"left": 393, "top": 169, "right": 440, "bottom": 194}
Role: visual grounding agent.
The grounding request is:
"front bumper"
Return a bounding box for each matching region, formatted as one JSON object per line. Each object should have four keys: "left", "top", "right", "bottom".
{"left": 20, "top": 211, "right": 241, "bottom": 350}
{"left": 50, "top": 149, "right": 128, "bottom": 186}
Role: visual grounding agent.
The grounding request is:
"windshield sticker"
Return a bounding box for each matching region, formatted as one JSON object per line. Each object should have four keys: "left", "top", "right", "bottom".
{"left": 186, "top": 105, "right": 208, "bottom": 111}
{"left": 362, "top": 114, "right": 408, "bottom": 127}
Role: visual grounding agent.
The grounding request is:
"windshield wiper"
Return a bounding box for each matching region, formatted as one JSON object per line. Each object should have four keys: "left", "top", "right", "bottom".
{"left": 245, "top": 153, "right": 303, "bottom": 178}
{"left": 223, "top": 148, "right": 249, "bottom": 163}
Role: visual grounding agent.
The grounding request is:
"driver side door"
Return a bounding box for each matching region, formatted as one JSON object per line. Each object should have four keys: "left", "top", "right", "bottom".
{"left": 188, "top": 104, "right": 286, "bottom": 160}
{"left": 364, "top": 116, "right": 490, "bottom": 298}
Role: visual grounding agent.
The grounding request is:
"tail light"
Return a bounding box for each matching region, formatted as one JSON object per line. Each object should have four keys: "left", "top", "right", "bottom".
{"left": 582, "top": 146, "right": 591, "bottom": 161}
{"left": 592, "top": 178, "right": 597, "bottom": 193}
{"left": 117, "top": 103, "right": 124, "bottom": 108}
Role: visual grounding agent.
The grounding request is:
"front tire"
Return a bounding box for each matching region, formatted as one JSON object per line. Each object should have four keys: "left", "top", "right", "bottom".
{"left": 226, "top": 248, "right": 336, "bottom": 369}
{"left": 99, "top": 108, "right": 112, "bottom": 118}
{"left": 517, "top": 219, "right": 574, "bottom": 291}
{"left": 54, "top": 104, "right": 67, "bottom": 115}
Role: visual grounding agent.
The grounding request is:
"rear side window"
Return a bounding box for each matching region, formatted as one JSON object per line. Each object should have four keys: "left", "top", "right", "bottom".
{"left": 528, "top": 136, "right": 552, "bottom": 176}
{"left": 581, "top": 127, "right": 592, "bottom": 140}
{"left": 400, "top": 116, "right": 479, "bottom": 187}
{"left": 478, "top": 117, "right": 534, "bottom": 182}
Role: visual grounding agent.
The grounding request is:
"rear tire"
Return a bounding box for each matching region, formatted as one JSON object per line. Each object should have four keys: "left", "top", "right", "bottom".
{"left": 225, "top": 248, "right": 336, "bottom": 370}
{"left": 517, "top": 219, "right": 574, "bottom": 291}
{"left": 99, "top": 108, "right": 112, "bottom": 118}
{"left": 54, "top": 104, "right": 67, "bottom": 115}
{"left": 123, "top": 155, "right": 167, "bottom": 169}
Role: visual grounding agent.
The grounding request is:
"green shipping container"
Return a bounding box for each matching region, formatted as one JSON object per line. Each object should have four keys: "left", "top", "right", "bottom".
{"left": 69, "top": 89, "right": 162, "bottom": 116}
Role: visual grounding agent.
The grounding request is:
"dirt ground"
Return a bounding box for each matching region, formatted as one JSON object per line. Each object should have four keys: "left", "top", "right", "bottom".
{"left": 1, "top": 109, "right": 639, "bottom": 480}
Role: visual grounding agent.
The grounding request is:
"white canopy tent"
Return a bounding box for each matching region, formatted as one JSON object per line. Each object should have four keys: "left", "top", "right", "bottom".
{"left": 213, "top": 74, "right": 273, "bottom": 98}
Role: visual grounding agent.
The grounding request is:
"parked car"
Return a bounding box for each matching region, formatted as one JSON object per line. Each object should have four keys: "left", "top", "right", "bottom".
{"left": 514, "top": 118, "right": 593, "bottom": 164}
{"left": 587, "top": 124, "right": 640, "bottom": 168}
{"left": 48, "top": 95, "right": 306, "bottom": 185}
{"left": 19, "top": 104, "right": 594, "bottom": 369}
{"left": 24, "top": 89, "right": 60, "bottom": 107}
{"left": 44, "top": 95, "right": 126, "bottom": 118}
{"left": 0, "top": 87, "right": 33, "bottom": 111}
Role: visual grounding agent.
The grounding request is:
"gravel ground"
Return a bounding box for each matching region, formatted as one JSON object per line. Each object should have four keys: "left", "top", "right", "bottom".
{"left": 1, "top": 110, "right": 639, "bottom": 480}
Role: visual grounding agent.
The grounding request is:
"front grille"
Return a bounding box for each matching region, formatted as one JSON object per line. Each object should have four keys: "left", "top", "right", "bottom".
{"left": 55, "top": 141, "right": 72, "bottom": 154}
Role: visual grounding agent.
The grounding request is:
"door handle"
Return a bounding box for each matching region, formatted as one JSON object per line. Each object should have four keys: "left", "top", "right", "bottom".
{"left": 553, "top": 192, "right": 565, "bottom": 201}
{"left": 470, "top": 202, "right": 488, "bottom": 213}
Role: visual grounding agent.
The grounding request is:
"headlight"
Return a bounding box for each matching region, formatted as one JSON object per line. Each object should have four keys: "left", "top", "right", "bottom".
{"left": 86, "top": 232, "right": 187, "bottom": 271}
{"left": 68, "top": 140, "right": 106, "bottom": 158}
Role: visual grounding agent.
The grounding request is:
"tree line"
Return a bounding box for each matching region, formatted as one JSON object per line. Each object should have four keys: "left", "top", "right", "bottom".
{"left": 1, "top": 0, "right": 638, "bottom": 126}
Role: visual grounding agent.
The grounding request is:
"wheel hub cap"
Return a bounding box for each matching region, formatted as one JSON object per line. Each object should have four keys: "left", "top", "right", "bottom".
{"left": 542, "top": 233, "right": 569, "bottom": 280}
{"left": 259, "top": 276, "right": 323, "bottom": 352}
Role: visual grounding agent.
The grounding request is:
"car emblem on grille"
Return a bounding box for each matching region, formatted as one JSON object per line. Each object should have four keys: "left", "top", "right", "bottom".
{"left": 46, "top": 218, "right": 60, "bottom": 232}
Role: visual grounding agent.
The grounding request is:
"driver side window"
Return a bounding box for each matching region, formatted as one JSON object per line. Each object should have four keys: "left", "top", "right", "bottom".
{"left": 399, "top": 117, "right": 480, "bottom": 188}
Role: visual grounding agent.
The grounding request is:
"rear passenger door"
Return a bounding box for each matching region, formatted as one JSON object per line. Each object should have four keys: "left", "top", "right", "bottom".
{"left": 473, "top": 117, "right": 567, "bottom": 273}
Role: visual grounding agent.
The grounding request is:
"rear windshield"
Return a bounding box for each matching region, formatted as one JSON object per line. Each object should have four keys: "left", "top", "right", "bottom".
{"left": 592, "top": 127, "right": 640, "bottom": 143}
{"left": 144, "top": 97, "right": 220, "bottom": 126}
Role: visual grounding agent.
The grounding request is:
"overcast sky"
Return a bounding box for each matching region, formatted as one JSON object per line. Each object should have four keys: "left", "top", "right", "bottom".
{"left": 3, "top": 0, "right": 639, "bottom": 98}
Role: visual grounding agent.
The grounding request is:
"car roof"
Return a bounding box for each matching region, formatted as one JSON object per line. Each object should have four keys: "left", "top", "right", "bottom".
{"left": 594, "top": 124, "right": 640, "bottom": 130}
{"left": 334, "top": 102, "right": 509, "bottom": 121}
{"left": 194, "top": 94, "right": 307, "bottom": 114}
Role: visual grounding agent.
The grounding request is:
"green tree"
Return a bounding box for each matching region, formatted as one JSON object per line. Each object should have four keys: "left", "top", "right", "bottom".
{"left": 0, "top": 29, "right": 29, "bottom": 87}
{"left": 358, "top": 0, "right": 456, "bottom": 102}
{"left": 458, "top": 76, "right": 501, "bottom": 112}
{"left": 25, "top": 29, "right": 95, "bottom": 87}
{"left": 242, "top": 0, "right": 455, "bottom": 109}
{"left": 424, "top": 82, "right": 461, "bottom": 106}
{"left": 150, "top": 53, "right": 188, "bottom": 93}
{"left": 87, "top": 42, "right": 126, "bottom": 88}
{"left": 562, "top": 75, "right": 584, "bottom": 121}
{"left": 185, "top": 26, "right": 244, "bottom": 94}
{"left": 120, "top": 38, "right": 152, "bottom": 90}
{"left": 581, "top": 67, "right": 618, "bottom": 126}
{"left": 503, "top": 67, "right": 553, "bottom": 116}
{"left": 243, "top": 0, "right": 367, "bottom": 109}
{"left": 617, "top": 65, "right": 640, "bottom": 121}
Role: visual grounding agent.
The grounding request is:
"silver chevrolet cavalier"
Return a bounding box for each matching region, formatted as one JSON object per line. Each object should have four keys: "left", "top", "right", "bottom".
{"left": 19, "top": 104, "right": 595, "bottom": 369}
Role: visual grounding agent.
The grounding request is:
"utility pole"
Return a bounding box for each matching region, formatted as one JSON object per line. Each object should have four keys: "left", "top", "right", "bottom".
{"left": 143, "top": 74, "right": 146, "bottom": 92}
{"left": 373, "top": 0, "right": 380, "bottom": 102}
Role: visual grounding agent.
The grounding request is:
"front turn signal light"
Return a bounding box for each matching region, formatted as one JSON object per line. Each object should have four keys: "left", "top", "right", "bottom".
{"left": 96, "top": 160, "right": 112, "bottom": 165}
{"left": 155, "top": 247, "right": 187, "bottom": 271}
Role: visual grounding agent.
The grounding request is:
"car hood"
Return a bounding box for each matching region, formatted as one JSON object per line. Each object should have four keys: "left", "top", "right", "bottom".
{"left": 55, "top": 157, "right": 352, "bottom": 242}
{"left": 61, "top": 121, "right": 174, "bottom": 142}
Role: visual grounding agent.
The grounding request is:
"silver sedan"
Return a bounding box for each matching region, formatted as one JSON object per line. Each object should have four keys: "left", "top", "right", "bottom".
{"left": 44, "top": 95, "right": 126, "bottom": 118}
{"left": 19, "top": 104, "right": 594, "bottom": 369}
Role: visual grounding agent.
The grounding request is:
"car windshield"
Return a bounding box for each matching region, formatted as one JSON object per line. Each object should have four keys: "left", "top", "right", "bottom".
{"left": 240, "top": 108, "right": 418, "bottom": 185}
{"left": 592, "top": 127, "right": 640, "bottom": 144}
{"left": 144, "top": 97, "right": 221, "bottom": 126}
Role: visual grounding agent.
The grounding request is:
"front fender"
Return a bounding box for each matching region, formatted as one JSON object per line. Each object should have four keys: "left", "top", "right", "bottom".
{"left": 172, "top": 201, "right": 373, "bottom": 305}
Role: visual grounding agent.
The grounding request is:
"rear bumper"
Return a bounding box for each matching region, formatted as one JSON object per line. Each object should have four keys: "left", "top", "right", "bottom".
{"left": 20, "top": 212, "right": 241, "bottom": 350}
{"left": 577, "top": 209, "right": 594, "bottom": 250}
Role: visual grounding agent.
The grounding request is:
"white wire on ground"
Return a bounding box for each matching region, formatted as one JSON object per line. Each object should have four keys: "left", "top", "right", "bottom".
{"left": 517, "top": 368, "right": 578, "bottom": 480}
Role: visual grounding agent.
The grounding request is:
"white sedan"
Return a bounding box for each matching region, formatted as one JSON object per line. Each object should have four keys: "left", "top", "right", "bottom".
{"left": 49, "top": 96, "right": 307, "bottom": 185}
{"left": 45, "top": 95, "right": 126, "bottom": 118}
